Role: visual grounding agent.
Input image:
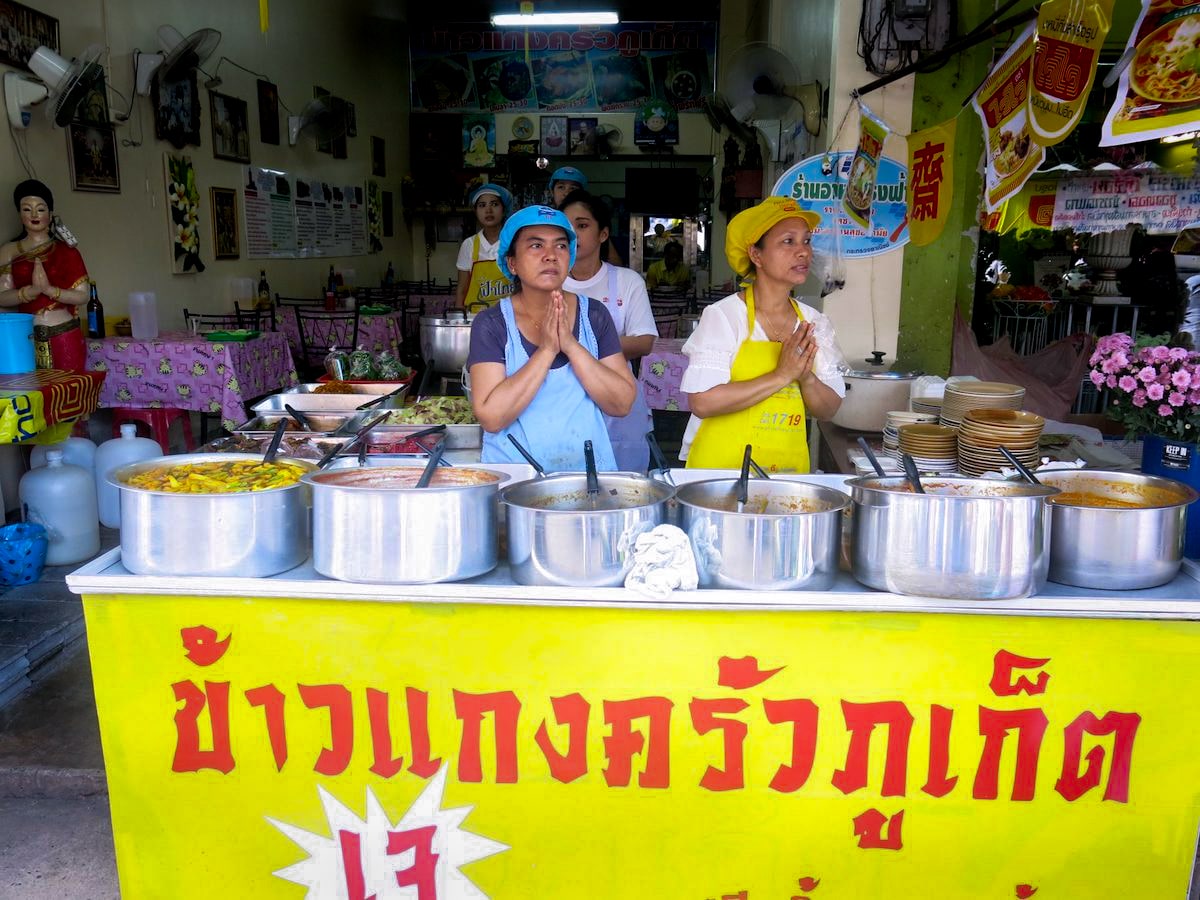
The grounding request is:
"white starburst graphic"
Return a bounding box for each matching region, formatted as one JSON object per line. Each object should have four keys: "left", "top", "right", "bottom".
{"left": 267, "top": 766, "right": 508, "bottom": 899}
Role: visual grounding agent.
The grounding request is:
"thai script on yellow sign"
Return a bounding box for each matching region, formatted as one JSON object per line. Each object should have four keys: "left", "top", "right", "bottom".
{"left": 1030, "top": 0, "right": 1113, "bottom": 145}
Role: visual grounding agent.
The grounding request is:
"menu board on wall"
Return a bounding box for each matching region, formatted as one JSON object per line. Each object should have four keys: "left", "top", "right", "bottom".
{"left": 1051, "top": 171, "right": 1200, "bottom": 235}
{"left": 243, "top": 166, "right": 372, "bottom": 258}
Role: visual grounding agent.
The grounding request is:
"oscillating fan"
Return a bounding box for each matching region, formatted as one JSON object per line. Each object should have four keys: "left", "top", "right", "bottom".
{"left": 594, "top": 124, "right": 622, "bottom": 159}
{"left": 134, "top": 25, "right": 221, "bottom": 95}
{"left": 288, "top": 97, "right": 347, "bottom": 147}
{"left": 4, "top": 44, "right": 104, "bottom": 129}
{"left": 724, "top": 43, "right": 824, "bottom": 137}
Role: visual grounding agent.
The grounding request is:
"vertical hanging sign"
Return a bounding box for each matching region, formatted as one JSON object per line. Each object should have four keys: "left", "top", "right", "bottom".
{"left": 905, "top": 119, "right": 955, "bottom": 247}
{"left": 1029, "top": 0, "right": 1113, "bottom": 145}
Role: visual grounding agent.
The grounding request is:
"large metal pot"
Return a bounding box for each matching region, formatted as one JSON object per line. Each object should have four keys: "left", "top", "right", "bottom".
{"left": 847, "top": 475, "right": 1059, "bottom": 600}
{"left": 675, "top": 478, "right": 849, "bottom": 590}
{"left": 1038, "top": 469, "right": 1199, "bottom": 590}
{"left": 303, "top": 465, "right": 507, "bottom": 583}
{"left": 831, "top": 368, "right": 921, "bottom": 432}
{"left": 501, "top": 473, "right": 675, "bottom": 586}
{"left": 111, "top": 452, "right": 314, "bottom": 577}
{"left": 419, "top": 309, "right": 474, "bottom": 374}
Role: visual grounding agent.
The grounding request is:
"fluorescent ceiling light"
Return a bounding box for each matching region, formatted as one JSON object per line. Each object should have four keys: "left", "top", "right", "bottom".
{"left": 1161, "top": 130, "right": 1199, "bottom": 144}
{"left": 491, "top": 11, "right": 619, "bottom": 25}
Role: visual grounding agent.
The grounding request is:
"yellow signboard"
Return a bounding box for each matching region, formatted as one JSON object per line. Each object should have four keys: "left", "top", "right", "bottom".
{"left": 905, "top": 120, "right": 956, "bottom": 247}
{"left": 1030, "top": 0, "right": 1113, "bottom": 146}
{"left": 82, "top": 593, "right": 1200, "bottom": 898}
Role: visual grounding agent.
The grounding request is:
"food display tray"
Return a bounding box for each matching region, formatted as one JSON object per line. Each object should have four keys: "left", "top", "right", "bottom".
{"left": 232, "top": 412, "right": 357, "bottom": 438}
{"left": 341, "top": 412, "right": 482, "bottom": 449}
{"left": 283, "top": 382, "right": 410, "bottom": 396}
{"left": 202, "top": 433, "right": 350, "bottom": 462}
{"left": 252, "top": 389, "right": 408, "bottom": 413}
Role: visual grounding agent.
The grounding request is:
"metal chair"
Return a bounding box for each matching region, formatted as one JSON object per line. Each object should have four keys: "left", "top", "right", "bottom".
{"left": 649, "top": 297, "right": 689, "bottom": 340}
{"left": 295, "top": 308, "right": 360, "bottom": 378}
{"left": 182, "top": 309, "right": 242, "bottom": 333}
{"left": 233, "top": 302, "right": 277, "bottom": 332}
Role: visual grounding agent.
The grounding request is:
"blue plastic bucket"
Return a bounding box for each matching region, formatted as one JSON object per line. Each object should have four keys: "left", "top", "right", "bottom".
{"left": 0, "top": 313, "right": 35, "bottom": 375}
{"left": 0, "top": 522, "right": 48, "bottom": 586}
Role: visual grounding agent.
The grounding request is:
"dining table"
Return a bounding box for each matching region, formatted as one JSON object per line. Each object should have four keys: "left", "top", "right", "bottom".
{"left": 276, "top": 306, "right": 407, "bottom": 358}
{"left": 86, "top": 331, "right": 299, "bottom": 431}
{"left": 638, "top": 337, "right": 690, "bottom": 412}
{"left": 0, "top": 368, "right": 105, "bottom": 443}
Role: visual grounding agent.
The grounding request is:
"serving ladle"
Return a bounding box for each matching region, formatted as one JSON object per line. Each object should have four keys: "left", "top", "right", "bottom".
{"left": 415, "top": 436, "right": 447, "bottom": 488}
{"left": 856, "top": 435, "right": 887, "bottom": 477}
{"left": 284, "top": 404, "right": 314, "bottom": 432}
{"left": 998, "top": 445, "right": 1042, "bottom": 485}
{"left": 262, "top": 419, "right": 288, "bottom": 463}
{"left": 901, "top": 452, "right": 926, "bottom": 494}
{"left": 316, "top": 412, "right": 387, "bottom": 469}
{"left": 736, "top": 444, "right": 753, "bottom": 512}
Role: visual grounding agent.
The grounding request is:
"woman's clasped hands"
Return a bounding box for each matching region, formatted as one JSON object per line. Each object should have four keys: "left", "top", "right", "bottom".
{"left": 775, "top": 320, "right": 819, "bottom": 385}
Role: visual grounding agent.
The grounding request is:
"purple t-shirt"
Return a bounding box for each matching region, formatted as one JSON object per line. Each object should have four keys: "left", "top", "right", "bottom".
{"left": 467, "top": 297, "right": 623, "bottom": 370}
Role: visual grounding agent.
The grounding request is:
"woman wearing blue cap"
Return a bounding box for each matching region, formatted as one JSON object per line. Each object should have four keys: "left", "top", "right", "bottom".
{"left": 549, "top": 166, "right": 624, "bottom": 265}
{"left": 467, "top": 205, "right": 635, "bottom": 471}
{"left": 455, "top": 183, "right": 513, "bottom": 310}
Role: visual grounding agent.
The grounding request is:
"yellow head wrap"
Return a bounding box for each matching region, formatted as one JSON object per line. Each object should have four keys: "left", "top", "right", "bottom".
{"left": 725, "top": 196, "right": 822, "bottom": 277}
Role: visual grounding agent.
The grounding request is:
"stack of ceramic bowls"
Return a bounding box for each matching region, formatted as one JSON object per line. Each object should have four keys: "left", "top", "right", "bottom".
{"left": 956, "top": 409, "right": 1044, "bottom": 476}
{"left": 911, "top": 396, "right": 944, "bottom": 417}
{"left": 897, "top": 423, "right": 958, "bottom": 473}
{"left": 882, "top": 410, "right": 939, "bottom": 459}
{"left": 939, "top": 382, "right": 1025, "bottom": 428}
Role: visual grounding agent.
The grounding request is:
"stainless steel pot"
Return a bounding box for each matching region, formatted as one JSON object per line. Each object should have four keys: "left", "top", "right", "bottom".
{"left": 419, "top": 309, "right": 474, "bottom": 374}
{"left": 675, "top": 478, "right": 849, "bottom": 590}
{"left": 303, "top": 465, "right": 507, "bottom": 583}
{"left": 111, "top": 453, "right": 314, "bottom": 577}
{"left": 847, "top": 475, "right": 1059, "bottom": 599}
{"left": 831, "top": 368, "right": 921, "bottom": 432}
{"left": 501, "top": 473, "right": 675, "bottom": 586}
{"left": 1038, "top": 469, "right": 1199, "bottom": 590}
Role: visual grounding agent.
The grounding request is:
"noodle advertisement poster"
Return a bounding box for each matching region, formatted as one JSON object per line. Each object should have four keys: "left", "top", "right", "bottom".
{"left": 1102, "top": 1, "right": 1200, "bottom": 145}
{"left": 972, "top": 24, "right": 1046, "bottom": 211}
{"left": 1030, "top": 0, "right": 1113, "bottom": 146}
{"left": 842, "top": 107, "right": 890, "bottom": 230}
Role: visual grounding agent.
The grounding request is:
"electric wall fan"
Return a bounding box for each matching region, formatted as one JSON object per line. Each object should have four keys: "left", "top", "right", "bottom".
{"left": 4, "top": 44, "right": 105, "bottom": 129}
{"left": 288, "top": 96, "right": 347, "bottom": 147}
{"left": 134, "top": 25, "right": 221, "bottom": 95}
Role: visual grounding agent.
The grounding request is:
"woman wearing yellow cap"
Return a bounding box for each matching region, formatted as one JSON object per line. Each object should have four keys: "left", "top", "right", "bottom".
{"left": 680, "top": 196, "right": 846, "bottom": 473}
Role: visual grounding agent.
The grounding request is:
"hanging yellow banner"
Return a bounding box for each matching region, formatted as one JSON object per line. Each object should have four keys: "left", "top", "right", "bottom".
{"left": 995, "top": 177, "right": 1060, "bottom": 236}
{"left": 905, "top": 120, "right": 956, "bottom": 247}
{"left": 79, "top": 591, "right": 1200, "bottom": 899}
{"left": 1030, "top": 0, "right": 1114, "bottom": 146}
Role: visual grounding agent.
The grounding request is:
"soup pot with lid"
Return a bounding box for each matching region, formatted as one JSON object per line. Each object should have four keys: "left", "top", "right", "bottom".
{"left": 847, "top": 475, "right": 1059, "bottom": 600}
{"left": 1038, "top": 469, "right": 1198, "bottom": 590}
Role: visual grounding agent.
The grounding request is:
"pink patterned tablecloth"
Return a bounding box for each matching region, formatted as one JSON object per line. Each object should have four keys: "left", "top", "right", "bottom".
{"left": 86, "top": 331, "right": 299, "bottom": 430}
{"left": 639, "top": 338, "right": 691, "bottom": 412}
{"left": 277, "top": 306, "right": 406, "bottom": 357}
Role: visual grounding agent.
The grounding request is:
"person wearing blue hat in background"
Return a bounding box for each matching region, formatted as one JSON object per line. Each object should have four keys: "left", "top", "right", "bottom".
{"left": 549, "top": 166, "right": 625, "bottom": 266}
{"left": 467, "top": 205, "right": 635, "bottom": 471}
{"left": 456, "top": 183, "right": 514, "bottom": 309}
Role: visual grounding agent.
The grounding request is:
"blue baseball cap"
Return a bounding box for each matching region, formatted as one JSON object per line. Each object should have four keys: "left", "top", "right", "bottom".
{"left": 496, "top": 205, "right": 577, "bottom": 281}
{"left": 548, "top": 166, "right": 588, "bottom": 191}
{"left": 469, "top": 182, "right": 513, "bottom": 215}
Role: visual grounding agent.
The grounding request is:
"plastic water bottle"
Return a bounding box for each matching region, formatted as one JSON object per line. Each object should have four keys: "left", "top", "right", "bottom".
{"left": 19, "top": 450, "right": 99, "bottom": 565}
{"left": 94, "top": 424, "right": 162, "bottom": 528}
{"left": 128, "top": 292, "right": 159, "bottom": 339}
{"left": 30, "top": 436, "right": 97, "bottom": 476}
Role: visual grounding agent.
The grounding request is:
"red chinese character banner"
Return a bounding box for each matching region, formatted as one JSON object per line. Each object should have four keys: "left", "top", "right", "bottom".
{"left": 1030, "top": 0, "right": 1113, "bottom": 146}
{"left": 905, "top": 119, "right": 956, "bottom": 247}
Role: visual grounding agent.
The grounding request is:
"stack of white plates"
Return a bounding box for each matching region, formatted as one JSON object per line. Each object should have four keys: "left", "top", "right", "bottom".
{"left": 956, "top": 408, "right": 1044, "bottom": 476}
{"left": 911, "top": 396, "right": 944, "bottom": 417}
{"left": 939, "top": 381, "right": 1025, "bottom": 427}
{"left": 897, "top": 423, "right": 958, "bottom": 473}
{"left": 882, "top": 410, "right": 939, "bottom": 459}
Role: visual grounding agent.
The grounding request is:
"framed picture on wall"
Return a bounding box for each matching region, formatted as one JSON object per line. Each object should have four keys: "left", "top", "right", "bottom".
{"left": 209, "top": 187, "right": 239, "bottom": 259}
{"left": 540, "top": 115, "right": 567, "bottom": 156}
{"left": 569, "top": 117, "right": 597, "bottom": 156}
{"left": 371, "top": 136, "right": 386, "bottom": 176}
{"left": 152, "top": 69, "right": 201, "bottom": 149}
{"left": 209, "top": 91, "right": 250, "bottom": 163}
{"left": 257, "top": 79, "right": 279, "bottom": 145}
{"left": 67, "top": 123, "right": 119, "bottom": 192}
{"left": 0, "top": 0, "right": 59, "bottom": 70}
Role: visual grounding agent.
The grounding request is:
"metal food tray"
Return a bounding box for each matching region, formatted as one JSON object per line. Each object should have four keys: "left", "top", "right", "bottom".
{"left": 232, "top": 412, "right": 357, "bottom": 438}
{"left": 252, "top": 388, "right": 407, "bottom": 414}
{"left": 204, "top": 433, "right": 350, "bottom": 462}
{"left": 283, "top": 382, "right": 411, "bottom": 396}
{"left": 343, "top": 412, "right": 482, "bottom": 449}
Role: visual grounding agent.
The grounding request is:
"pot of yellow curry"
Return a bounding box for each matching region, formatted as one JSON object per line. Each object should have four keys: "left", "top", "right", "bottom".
{"left": 1038, "top": 470, "right": 1200, "bottom": 590}
{"left": 109, "top": 453, "right": 315, "bottom": 577}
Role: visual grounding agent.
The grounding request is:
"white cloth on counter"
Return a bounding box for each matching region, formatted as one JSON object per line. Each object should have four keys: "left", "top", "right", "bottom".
{"left": 623, "top": 524, "right": 699, "bottom": 600}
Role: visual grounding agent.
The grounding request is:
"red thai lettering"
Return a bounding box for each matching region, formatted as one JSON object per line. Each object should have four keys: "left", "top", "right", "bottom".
{"left": 832, "top": 701, "right": 914, "bottom": 797}
{"left": 366, "top": 688, "right": 404, "bottom": 779}
{"left": 172, "top": 680, "right": 234, "bottom": 773}
{"left": 339, "top": 829, "right": 376, "bottom": 900}
{"left": 1055, "top": 711, "right": 1141, "bottom": 803}
{"left": 974, "top": 707, "right": 1049, "bottom": 800}
{"left": 387, "top": 825, "right": 439, "bottom": 898}
{"left": 299, "top": 684, "right": 354, "bottom": 776}
{"left": 852, "top": 808, "right": 904, "bottom": 850}
{"left": 245, "top": 683, "right": 287, "bottom": 772}
{"left": 922, "top": 704, "right": 958, "bottom": 797}
{"left": 603, "top": 697, "right": 673, "bottom": 788}
{"left": 454, "top": 690, "right": 521, "bottom": 784}
{"left": 534, "top": 693, "right": 590, "bottom": 784}
{"left": 407, "top": 687, "right": 442, "bottom": 778}
{"left": 990, "top": 650, "right": 1051, "bottom": 697}
{"left": 763, "top": 698, "right": 819, "bottom": 793}
{"left": 180, "top": 625, "right": 231, "bottom": 666}
{"left": 689, "top": 697, "right": 750, "bottom": 792}
{"left": 718, "top": 655, "right": 784, "bottom": 690}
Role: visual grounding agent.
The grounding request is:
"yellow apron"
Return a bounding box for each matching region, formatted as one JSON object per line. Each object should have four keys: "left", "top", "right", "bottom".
{"left": 463, "top": 233, "right": 512, "bottom": 309}
{"left": 685, "top": 284, "right": 810, "bottom": 473}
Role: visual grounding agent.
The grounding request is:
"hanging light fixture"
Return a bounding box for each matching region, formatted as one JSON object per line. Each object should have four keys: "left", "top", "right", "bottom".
{"left": 492, "top": 1, "right": 618, "bottom": 26}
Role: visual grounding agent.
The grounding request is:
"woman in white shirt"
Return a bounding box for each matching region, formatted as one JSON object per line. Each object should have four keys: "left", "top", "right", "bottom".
{"left": 455, "top": 183, "right": 513, "bottom": 309}
{"left": 561, "top": 190, "right": 657, "bottom": 472}
{"left": 680, "top": 197, "right": 846, "bottom": 473}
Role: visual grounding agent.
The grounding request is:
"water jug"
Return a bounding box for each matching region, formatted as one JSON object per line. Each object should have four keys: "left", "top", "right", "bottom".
{"left": 128, "top": 292, "right": 159, "bottom": 340}
{"left": 31, "top": 436, "right": 96, "bottom": 475}
{"left": 20, "top": 449, "right": 100, "bottom": 565}
{"left": 94, "top": 423, "right": 162, "bottom": 528}
{"left": 0, "top": 313, "right": 35, "bottom": 374}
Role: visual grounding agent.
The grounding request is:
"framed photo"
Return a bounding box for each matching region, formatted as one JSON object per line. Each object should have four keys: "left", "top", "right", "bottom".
{"left": 435, "top": 214, "right": 466, "bottom": 244}
{"left": 569, "top": 117, "right": 597, "bottom": 156}
{"left": 74, "top": 70, "right": 109, "bottom": 126}
{"left": 345, "top": 100, "right": 357, "bottom": 137}
{"left": 313, "top": 85, "right": 332, "bottom": 154}
{"left": 508, "top": 139, "right": 539, "bottom": 156}
{"left": 462, "top": 113, "right": 495, "bottom": 168}
{"left": 0, "top": 0, "right": 59, "bottom": 70}
{"left": 540, "top": 115, "right": 567, "bottom": 156}
{"left": 209, "top": 187, "right": 239, "bottom": 260}
{"left": 209, "top": 91, "right": 250, "bottom": 163}
{"left": 371, "top": 136, "right": 386, "bottom": 176}
{"left": 67, "top": 123, "right": 119, "bottom": 193}
{"left": 257, "top": 79, "right": 279, "bottom": 145}
{"left": 634, "top": 101, "right": 679, "bottom": 146}
{"left": 152, "top": 69, "right": 201, "bottom": 149}
{"left": 382, "top": 191, "right": 394, "bottom": 238}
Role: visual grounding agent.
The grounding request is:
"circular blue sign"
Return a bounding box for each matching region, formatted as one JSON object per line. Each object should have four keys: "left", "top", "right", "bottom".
{"left": 772, "top": 152, "right": 910, "bottom": 258}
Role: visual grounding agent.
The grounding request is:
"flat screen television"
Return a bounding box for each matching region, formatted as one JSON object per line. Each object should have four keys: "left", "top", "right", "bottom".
{"left": 624, "top": 167, "right": 699, "bottom": 218}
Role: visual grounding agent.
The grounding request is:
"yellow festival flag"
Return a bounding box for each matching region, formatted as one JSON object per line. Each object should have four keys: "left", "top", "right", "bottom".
{"left": 905, "top": 120, "right": 956, "bottom": 247}
{"left": 1030, "top": 0, "right": 1113, "bottom": 146}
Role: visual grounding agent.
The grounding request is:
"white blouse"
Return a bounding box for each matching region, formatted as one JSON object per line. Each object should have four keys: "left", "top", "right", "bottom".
{"left": 678, "top": 292, "right": 848, "bottom": 460}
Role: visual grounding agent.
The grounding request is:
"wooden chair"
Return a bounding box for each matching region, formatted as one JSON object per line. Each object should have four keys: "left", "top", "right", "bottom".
{"left": 182, "top": 309, "right": 242, "bottom": 332}
{"left": 295, "top": 308, "right": 360, "bottom": 378}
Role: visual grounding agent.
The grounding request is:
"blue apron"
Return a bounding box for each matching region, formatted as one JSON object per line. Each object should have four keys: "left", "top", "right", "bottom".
{"left": 481, "top": 295, "right": 618, "bottom": 471}
{"left": 597, "top": 265, "right": 654, "bottom": 473}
